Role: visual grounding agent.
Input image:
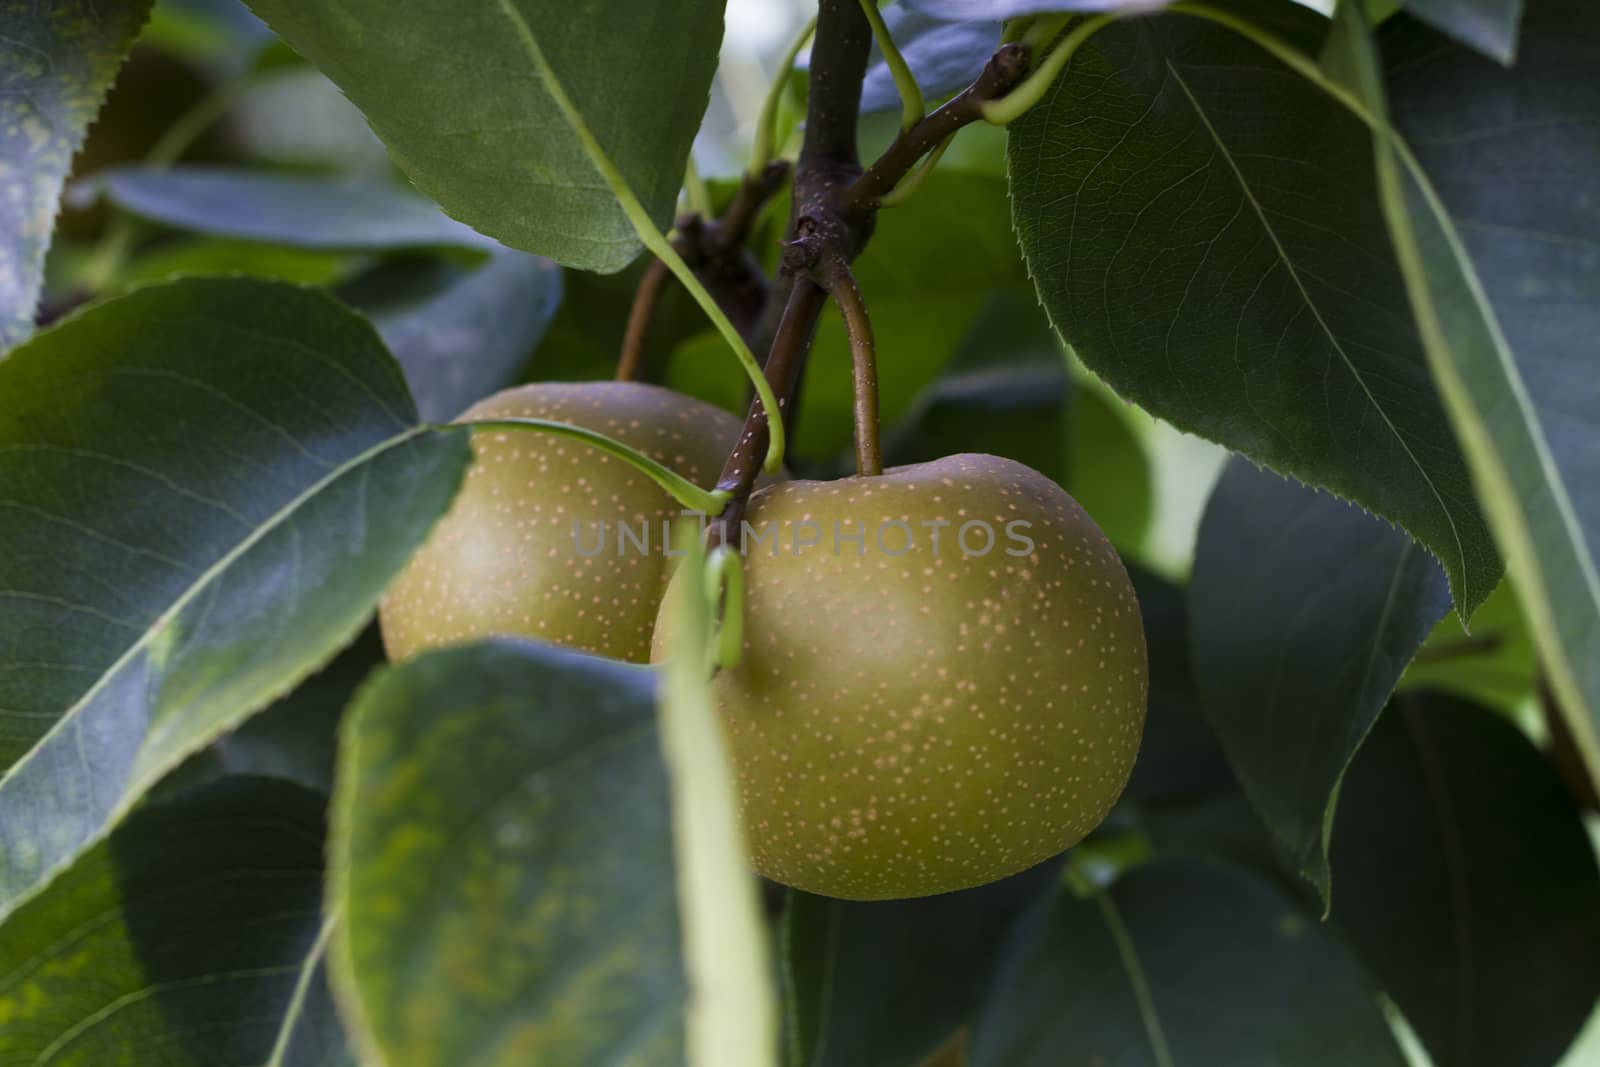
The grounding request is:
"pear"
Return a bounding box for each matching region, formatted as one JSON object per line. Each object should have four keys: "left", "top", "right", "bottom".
{"left": 654, "top": 453, "right": 1146, "bottom": 899}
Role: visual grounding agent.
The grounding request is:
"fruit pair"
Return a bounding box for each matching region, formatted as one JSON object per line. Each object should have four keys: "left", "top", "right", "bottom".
{"left": 381, "top": 382, "right": 1147, "bottom": 900}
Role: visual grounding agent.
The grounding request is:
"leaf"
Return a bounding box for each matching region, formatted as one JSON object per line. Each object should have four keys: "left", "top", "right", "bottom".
{"left": 1401, "top": 577, "right": 1536, "bottom": 715}
{"left": 656, "top": 536, "right": 779, "bottom": 1067}
{"left": 330, "top": 641, "right": 684, "bottom": 1066}
{"left": 120, "top": 237, "right": 358, "bottom": 288}
{"left": 971, "top": 860, "right": 1407, "bottom": 1066}
{"left": 861, "top": 9, "right": 1000, "bottom": 114}
{"left": 0, "top": 775, "right": 352, "bottom": 1067}
{"left": 230, "top": 65, "right": 390, "bottom": 175}
{"left": 1190, "top": 458, "right": 1451, "bottom": 903}
{"left": 905, "top": 1, "right": 1171, "bottom": 18}
{"left": 1118, "top": 566, "right": 1234, "bottom": 811}
{"left": 1398, "top": 0, "right": 1523, "bottom": 62}
{"left": 77, "top": 165, "right": 498, "bottom": 251}
{"left": 170, "top": 625, "right": 387, "bottom": 799}
{"left": 884, "top": 288, "right": 1069, "bottom": 481}
{"left": 1064, "top": 385, "right": 1153, "bottom": 557}
{"left": 1007, "top": 4, "right": 1502, "bottom": 617}
{"left": 1353, "top": 0, "right": 1600, "bottom": 792}
{"left": 1330, "top": 693, "right": 1600, "bottom": 1067}
{"left": 0, "top": 0, "right": 150, "bottom": 348}
{"left": 783, "top": 858, "right": 1064, "bottom": 1067}
{"left": 0, "top": 277, "right": 471, "bottom": 923}
{"left": 242, "top": 0, "right": 726, "bottom": 271}
{"left": 364, "top": 249, "right": 563, "bottom": 421}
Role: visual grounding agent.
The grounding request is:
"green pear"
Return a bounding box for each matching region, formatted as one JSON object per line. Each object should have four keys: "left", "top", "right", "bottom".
{"left": 653, "top": 453, "right": 1147, "bottom": 899}
{"left": 380, "top": 381, "right": 747, "bottom": 664}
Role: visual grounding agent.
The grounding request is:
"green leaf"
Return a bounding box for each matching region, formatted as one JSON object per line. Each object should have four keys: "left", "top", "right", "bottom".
{"left": 78, "top": 165, "right": 498, "bottom": 251}
{"left": 905, "top": 1, "right": 1171, "bottom": 17}
{"left": 242, "top": 0, "right": 726, "bottom": 272}
{"left": 331, "top": 641, "right": 684, "bottom": 1066}
{"left": 363, "top": 249, "right": 564, "bottom": 421}
{"left": 119, "top": 237, "right": 358, "bottom": 288}
{"left": 1118, "top": 566, "right": 1234, "bottom": 812}
{"left": 170, "top": 626, "right": 387, "bottom": 799}
{"left": 0, "top": 775, "right": 351, "bottom": 1067}
{"left": 1330, "top": 694, "right": 1600, "bottom": 1067}
{"left": 1065, "top": 384, "right": 1154, "bottom": 559}
{"left": 229, "top": 66, "right": 390, "bottom": 175}
{"left": 1397, "top": 0, "right": 1522, "bottom": 63}
{"left": 0, "top": 277, "right": 471, "bottom": 923}
{"left": 861, "top": 9, "right": 1000, "bottom": 115}
{"left": 0, "top": 0, "right": 151, "bottom": 348}
{"left": 656, "top": 537, "right": 779, "bottom": 1067}
{"left": 884, "top": 288, "right": 1069, "bottom": 481}
{"left": 1352, "top": 0, "right": 1600, "bottom": 794}
{"left": 1007, "top": 5, "right": 1502, "bottom": 617}
{"left": 1401, "top": 577, "right": 1536, "bottom": 715}
{"left": 1190, "top": 459, "right": 1451, "bottom": 903}
{"left": 970, "top": 860, "right": 1408, "bottom": 1067}
{"left": 782, "top": 860, "right": 1064, "bottom": 1067}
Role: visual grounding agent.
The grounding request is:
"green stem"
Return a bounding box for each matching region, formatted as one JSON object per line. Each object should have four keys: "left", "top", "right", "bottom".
{"left": 494, "top": 0, "right": 786, "bottom": 474}
{"left": 750, "top": 15, "right": 818, "bottom": 175}
{"left": 448, "top": 418, "right": 730, "bottom": 516}
{"left": 981, "top": 13, "right": 1117, "bottom": 126}
{"left": 1019, "top": 13, "right": 1072, "bottom": 56}
{"left": 859, "top": 0, "right": 925, "bottom": 131}
{"left": 703, "top": 546, "right": 745, "bottom": 671}
{"left": 684, "top": 154, "right": 713, "bottom": 218}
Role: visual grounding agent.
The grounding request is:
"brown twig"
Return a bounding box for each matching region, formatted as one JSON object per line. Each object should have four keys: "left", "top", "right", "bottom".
{"left": 704, "top": 0, "right": 1036, "bottom": 540}
{"left": 846, "top": 43, "right": 1030, "bottom": 211}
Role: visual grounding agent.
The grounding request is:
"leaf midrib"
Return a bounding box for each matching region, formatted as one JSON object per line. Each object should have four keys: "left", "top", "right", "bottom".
{"left": 1164, "top": 58, "right": 1472, "bottom": 603}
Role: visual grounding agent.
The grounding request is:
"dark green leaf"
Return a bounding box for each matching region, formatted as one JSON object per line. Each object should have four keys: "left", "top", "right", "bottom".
{"left": 243, "top": 0, "right": 726, "bottom": 272}
{"left": 1402, "top": 577, "right": 1536, "bottom": 715}
{"left": 120, "top": 237, "right": 358, "bottom": 288}
{"left": 78, "top": 165, "right": 497, "bottom": 251}
{"left": 331, "top": 641, "right": 683, "bottom": 1066}
{"left": 970, "top": 860, "right": 1407, "bottom": 1066}
{"left": 1119, "top": 566, "right": 1234, "bottom": 811}
{"left": 1331, "top": 694, "right": 1600, "bottom": 1067}
{"left": 171, "top": 626, "right": 387, "bottom": 798}
{"left": 861, "top": 10, "right": 999, "bottom": 114}
{"left": 1190, "top": 459, "right": 1451, "bottom": 902}
{"left": 0, "top": 776, "right": 351, "bottom": 1067}
{"left": 1398, "top": 0, "right": 1522, "bottom": 62}
{"left": 0, "top": 0, "right": 150, "bottom": 348}
{"left": 1007, "top": 6, "right": 1501, "bottom": 617}
{"left": 366, "top": 249, "right": 563, "bottom": 421}
{"left": 0, "top": 277, "right": 471, "bottom": 923}
{"left": 884, "top": 288, "right": 1068, "bottom": 480}
{"left": 783, "top": 858, "right": 1063, "bottom": 1067}
{"left": 906, "top": 1, "right": 1170, "bottom": 17}
{"left": 1357, "top": 0, "right": 1600, "bottom": 795}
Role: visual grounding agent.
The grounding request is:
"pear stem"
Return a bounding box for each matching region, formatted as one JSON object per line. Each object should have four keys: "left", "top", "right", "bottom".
{"left": 821, "top": 255, "right": 881, "bottom": 477}
{"left": 616, "top": 256, "right": 672, "bottom": 382}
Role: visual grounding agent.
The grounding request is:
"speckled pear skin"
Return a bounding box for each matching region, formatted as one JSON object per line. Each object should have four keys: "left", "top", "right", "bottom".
{"left": 380, "top": 381, "right": 747, "bottom": 664}
{"left": 653, "top": 453, "right": 1147, "bottom": 900}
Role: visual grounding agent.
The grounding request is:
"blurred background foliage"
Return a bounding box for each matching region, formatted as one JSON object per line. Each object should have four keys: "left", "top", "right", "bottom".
{"left": 32, "top": 1, "right": 1599, "bottom": 1063}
